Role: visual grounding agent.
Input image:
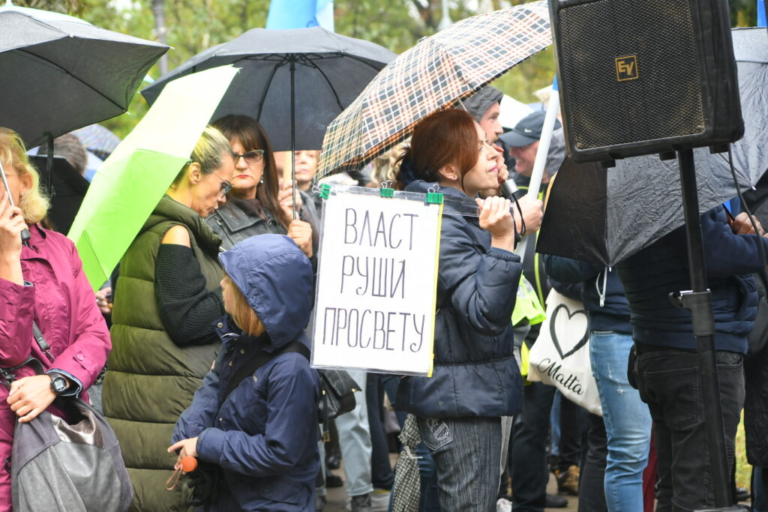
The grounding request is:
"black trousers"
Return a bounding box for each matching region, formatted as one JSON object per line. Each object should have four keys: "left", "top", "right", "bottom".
{"left": 634, "top": 348, "right": 745, "bottom": 512}
{"left": 578, "top": 413, "right": 608, "bottom": 512}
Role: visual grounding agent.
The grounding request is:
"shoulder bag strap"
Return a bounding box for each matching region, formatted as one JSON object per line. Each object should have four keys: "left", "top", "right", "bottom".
{"left": 220, "top": 340, "right": 310, "bottom": 405}
{"left": 32, "top": 322, "right": 54, "bottom": 362}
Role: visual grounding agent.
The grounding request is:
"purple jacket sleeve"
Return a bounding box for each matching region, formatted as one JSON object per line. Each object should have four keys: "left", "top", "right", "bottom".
{"left": 0, "top": 278, "right": 34, "bottom": 367}
{"left": 48, "top": 241, "right": 111, "bottom": 393}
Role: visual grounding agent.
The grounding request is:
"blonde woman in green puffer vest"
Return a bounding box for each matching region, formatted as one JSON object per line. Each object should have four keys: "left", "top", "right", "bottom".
{"left": 103, "top": 127, "right": 235, "bottom": 511}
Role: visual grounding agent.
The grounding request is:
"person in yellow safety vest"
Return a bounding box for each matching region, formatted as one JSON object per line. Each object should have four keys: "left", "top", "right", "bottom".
{"left": 512, "top": 273, "right": 546, "bottom": 382}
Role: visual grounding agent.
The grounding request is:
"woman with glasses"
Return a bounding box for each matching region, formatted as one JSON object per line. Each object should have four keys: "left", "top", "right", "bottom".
{"left": 207, "top": 115, "right": 317, "bottom": 257}
{"left": 102, "top": 126, "right": 236, "bottom": 511}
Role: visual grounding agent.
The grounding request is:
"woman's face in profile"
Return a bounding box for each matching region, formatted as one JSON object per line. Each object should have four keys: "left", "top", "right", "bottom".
{"left": 230, "top": 138, "right": 265, "bottom": 195}
{"left": 460, "top": 123, "right": 499, "bottom": 197}
{"left": 191, "top": 152, "right": 236, "bottom": 218}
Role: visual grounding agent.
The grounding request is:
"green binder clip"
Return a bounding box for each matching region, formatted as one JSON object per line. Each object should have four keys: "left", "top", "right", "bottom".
{"left": 319, "top": 183, "right": 332, "bottom": 199}
{"left": 380, "top": 181, "right": 395, "bottom": 198}
{"left": 426, "top": 192, "right": 443, "bottom": 204}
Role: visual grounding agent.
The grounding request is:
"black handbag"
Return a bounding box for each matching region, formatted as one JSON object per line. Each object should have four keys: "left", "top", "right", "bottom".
{"left": 317, "top": 370, "right": 360, "bottom": 442}
{"left": 318, "top": 370, "right": 359, "bottom": 420}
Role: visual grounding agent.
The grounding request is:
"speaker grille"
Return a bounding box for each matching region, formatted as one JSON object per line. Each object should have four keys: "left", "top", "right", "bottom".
{"left": 559, "top": 0, "right": 705, "bottom": 151}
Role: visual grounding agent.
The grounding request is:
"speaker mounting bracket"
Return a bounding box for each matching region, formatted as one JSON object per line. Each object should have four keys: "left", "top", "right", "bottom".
{"left": 659, "top": 152, "right": 676, "bottom": 161}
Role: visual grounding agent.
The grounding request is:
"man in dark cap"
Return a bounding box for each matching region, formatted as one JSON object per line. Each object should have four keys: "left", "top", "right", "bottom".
{"left": 500, "top": 111, "right": 565, "bottom": 186}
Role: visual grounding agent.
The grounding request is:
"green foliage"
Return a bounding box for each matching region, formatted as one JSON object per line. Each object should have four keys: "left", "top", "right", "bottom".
{"left": 17, "top": 0, "right": 756, "bottom": 137}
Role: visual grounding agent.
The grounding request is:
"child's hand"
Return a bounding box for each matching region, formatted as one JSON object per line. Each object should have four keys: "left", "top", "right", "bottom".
{"left": 168, "top": 437, "right": 199, "bottom": 469}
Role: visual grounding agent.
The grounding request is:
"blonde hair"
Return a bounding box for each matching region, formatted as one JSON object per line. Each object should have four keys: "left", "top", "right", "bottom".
{"left": 224, "top": 276, "right": 266, "bottom": 337}
{"left": 0, "top": 128, "right": 50, "bottom": 224}
{"left": 173, "top": 126, "right": 233, "bottom": 185}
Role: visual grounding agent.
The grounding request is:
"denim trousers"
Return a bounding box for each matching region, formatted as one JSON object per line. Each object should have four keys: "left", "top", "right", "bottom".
{"left": 417, "top": 416, "right": 502, "bottom": 512}
{"left": 336, "top": 370, "right": 374, "bottom": 497}
{"left": 591, "top": 332, "right": 652, "bottom": 512}
{"left": 511, "top": 381, "right": 555, "bottom": 512}
{"left": 634, "top": 348, "right": 745, "bottom": 512}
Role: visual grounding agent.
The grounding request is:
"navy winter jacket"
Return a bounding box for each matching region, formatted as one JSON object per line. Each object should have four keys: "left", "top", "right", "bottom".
{"left": 616, "top": 207, "right": 764, "bottom": 354}
{"left": 396, "top": 181, "right": 524, "bottom": 418}
{"left": 543, "top": 256, "right": 632, "bottom": 334}
{"left": 173, "top": 235, "right": 321, "bottom": 511}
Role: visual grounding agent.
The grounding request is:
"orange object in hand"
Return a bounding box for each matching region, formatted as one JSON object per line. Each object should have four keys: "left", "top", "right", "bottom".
{"left": 180, "top": 456, "right": 198, "bottom": 473}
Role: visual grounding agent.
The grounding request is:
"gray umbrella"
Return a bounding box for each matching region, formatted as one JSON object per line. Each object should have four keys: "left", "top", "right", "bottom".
{"left": 141, "top": 27, "right": 397, "bottom": 152}
{"left": 0, "top": 2, "right": 168, "bottom": 148}
{"left": 538, "top": 27, "right": 768, "bottom": 267}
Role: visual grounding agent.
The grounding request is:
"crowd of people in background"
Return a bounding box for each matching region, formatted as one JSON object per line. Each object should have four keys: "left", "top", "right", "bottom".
{"left": 2, "top": 76, "right": 768, "bottom": 512}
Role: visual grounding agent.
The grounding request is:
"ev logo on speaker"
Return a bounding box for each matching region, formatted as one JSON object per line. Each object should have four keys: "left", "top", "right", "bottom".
{"left": 615, "top": 56, "right": 639, "bottom": 81}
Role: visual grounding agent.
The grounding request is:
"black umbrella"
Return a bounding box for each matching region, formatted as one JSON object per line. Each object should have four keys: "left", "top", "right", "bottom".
{"left": 142, "top": 27, "right": 395, "bottom": 215}
{"left": 0, "top": 2, "right": 168, "bottom": 148}
{"left": 29, "top": 155, "right": 89, "bottom": 235}
{"left": 141, "top": 27, "right": 396, "bottom": 153}
{"left": 538, "top": 27, "right": 768, "bottom": 267}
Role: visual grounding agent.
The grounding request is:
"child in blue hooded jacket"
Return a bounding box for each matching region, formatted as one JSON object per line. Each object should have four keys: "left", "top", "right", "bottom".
{"left": 169, "top": 234, "right": 321, "bottom": 511}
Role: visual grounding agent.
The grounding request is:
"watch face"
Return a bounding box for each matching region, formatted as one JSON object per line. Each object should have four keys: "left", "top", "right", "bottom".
{"left": 52, "top": 377, "right": 67, "bottom": 393}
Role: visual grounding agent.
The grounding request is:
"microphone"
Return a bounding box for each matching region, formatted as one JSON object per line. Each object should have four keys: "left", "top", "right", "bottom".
{"left": 500, "top": 179, "right": 519, "bottom": 200}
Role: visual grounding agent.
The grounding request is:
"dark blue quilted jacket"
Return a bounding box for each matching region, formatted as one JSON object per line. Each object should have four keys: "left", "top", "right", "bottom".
{"left": 396, "top": 181, "right": 524, "bottom": 418}
{"left": 616, "top": 207, "right": 764, "bottom": 354}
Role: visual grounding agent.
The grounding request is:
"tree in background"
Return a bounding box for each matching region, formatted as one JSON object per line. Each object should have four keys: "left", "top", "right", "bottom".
{"left": 12, "top": 0, "right": 760, "bottom": 138}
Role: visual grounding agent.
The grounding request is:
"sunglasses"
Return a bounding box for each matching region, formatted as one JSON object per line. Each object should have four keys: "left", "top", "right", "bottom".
{"left": 232, "top": 150, "right": 265, "bottom": 165}
{"left": 211, "top": 170, "right": 233, "bottom": 197}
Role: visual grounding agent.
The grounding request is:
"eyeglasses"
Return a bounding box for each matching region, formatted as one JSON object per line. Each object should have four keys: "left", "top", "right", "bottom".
{"left": 232, "top": 150, "right": 265, "bottom": 165}
{"left": 211, "top": 170, "right": 233, "bottom": 198}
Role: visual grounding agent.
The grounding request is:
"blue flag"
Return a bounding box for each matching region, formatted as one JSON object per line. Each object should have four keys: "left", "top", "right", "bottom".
{"left": 759, "top": 0, "right": 766, "bottom": 27}
{"left": 266, "top": 0, "right": 334, "bottom": 32}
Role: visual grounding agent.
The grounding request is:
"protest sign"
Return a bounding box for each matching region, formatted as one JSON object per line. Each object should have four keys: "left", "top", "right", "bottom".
{"left": 311, "top": 187, "right": 442, "bottom": 376}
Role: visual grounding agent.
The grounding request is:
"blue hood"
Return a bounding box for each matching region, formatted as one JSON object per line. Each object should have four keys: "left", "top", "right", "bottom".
{"left": 219, "top": 234, "right": 313, "bottom": 350}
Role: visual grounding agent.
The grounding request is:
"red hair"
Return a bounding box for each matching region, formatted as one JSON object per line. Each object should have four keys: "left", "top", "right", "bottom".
{"left": 395, "top": 109, "right": 479, "bottom": 189}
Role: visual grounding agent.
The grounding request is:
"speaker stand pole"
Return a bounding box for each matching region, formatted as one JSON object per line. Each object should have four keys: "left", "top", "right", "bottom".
{"left": 675, "top": 149, "right": 737, "bottom": 511}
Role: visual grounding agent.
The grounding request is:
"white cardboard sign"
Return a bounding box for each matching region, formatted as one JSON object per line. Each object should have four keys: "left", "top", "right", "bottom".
{"left": 311, "top": 190, "right": 442, "bottom": 376}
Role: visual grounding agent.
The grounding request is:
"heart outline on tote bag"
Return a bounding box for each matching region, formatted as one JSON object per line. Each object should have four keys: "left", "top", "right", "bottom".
{"left": 549, "top": 304, "right": 590, "bottom": 360}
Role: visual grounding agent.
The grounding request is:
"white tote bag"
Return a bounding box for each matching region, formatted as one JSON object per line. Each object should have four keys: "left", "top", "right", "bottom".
{"left": 528, "top": 290, "right": 602, "bottom": 416}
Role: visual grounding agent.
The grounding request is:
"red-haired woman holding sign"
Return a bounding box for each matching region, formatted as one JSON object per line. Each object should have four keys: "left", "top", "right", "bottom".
{"left": 394, "top": 109, "right": 528, "bottom": 512}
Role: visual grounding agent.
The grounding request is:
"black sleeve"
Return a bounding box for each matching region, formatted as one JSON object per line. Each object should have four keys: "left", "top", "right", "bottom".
{"left": 155, "top": 244, "right": 224, "bottom": 347}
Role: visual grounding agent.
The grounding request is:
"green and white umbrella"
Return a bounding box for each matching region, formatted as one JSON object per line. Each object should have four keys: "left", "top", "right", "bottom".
{"left": 68, "top": 66, "right": 239, "bottom": 290}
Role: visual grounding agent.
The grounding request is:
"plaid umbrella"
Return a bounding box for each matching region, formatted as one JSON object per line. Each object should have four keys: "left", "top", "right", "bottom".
{"left": 317, "top": 1, "right": 551, "bottom": 179}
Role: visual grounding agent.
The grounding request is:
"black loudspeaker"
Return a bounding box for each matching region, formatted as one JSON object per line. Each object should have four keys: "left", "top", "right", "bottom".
{"left": 550, "top": 0, "right": 744, "bottom": 163}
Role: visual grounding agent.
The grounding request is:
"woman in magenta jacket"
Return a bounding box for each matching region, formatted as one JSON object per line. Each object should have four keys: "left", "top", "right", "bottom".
{"left": 0, "top": 128, "right": 111, "bottom": 511}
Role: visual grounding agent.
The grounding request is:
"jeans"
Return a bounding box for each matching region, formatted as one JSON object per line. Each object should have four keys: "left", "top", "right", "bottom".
{"left": 578, "top": 413, "right": 608, "bottom": 512}
{"left": 336, "top": 370, "right": 374, "bottom": 497}
{"left": 591, "top": 332, "right": 652, "bottom": 512}
{"left": 417, "top": 416, "right": 502, "bottom": 512}
{"left": 512, "top": 381, "right": 555, "bottom": 512}
{"left": 634, "top": 348, "right": 745, "bottom": 512}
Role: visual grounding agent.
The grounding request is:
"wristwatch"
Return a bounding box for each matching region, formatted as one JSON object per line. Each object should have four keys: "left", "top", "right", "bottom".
{"left": 50, "top": 373, "right": 68, "bottom": 395}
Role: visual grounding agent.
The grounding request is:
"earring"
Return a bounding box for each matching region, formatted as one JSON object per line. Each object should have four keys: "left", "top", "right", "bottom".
{"left": 259, "top": 176, "right": 264, "bottom": 184}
